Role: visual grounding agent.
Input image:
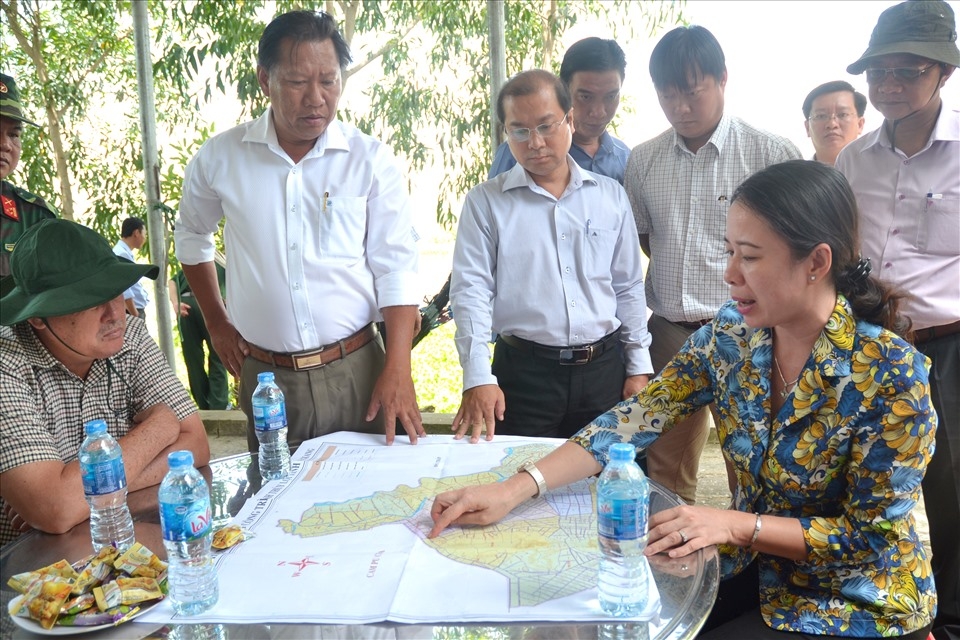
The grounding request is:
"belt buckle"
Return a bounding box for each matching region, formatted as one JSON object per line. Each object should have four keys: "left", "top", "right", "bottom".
{"left": 559, "top": 345, "right": 592, "bottom": 365}
{"left": 291, "top": 348, "right": 327, "bottom": 371}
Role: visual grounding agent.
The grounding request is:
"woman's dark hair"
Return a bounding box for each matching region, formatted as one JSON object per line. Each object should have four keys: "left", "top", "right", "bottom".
{"left": 258, "top": 10, "right": 352, "bottom": 73}
{"left": 731, "top": 160, "right": 909, "bottom": 335}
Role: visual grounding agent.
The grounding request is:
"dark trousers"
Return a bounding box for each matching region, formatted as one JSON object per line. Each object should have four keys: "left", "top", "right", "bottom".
{"left": 177, "top": 297, "right": 229, "bottom": 410}
{"left": 491, "top": 336, "right": 625, "bottom": 439}
{"left": 699, "top": 561, "right": 933, "bottom": 639}
{"left": 917, "top": 333, "right": 960, "bottom": 640}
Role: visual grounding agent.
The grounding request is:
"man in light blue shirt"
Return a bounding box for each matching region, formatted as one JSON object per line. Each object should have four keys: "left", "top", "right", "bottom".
{"left": 488, "top": 38, "right": 630, "bottom": 184}
{"left": 451, "top": 70, "right": 652, "bottom": 444}
{"left": 112, "top": 216, "right": 150, "bottom": 319}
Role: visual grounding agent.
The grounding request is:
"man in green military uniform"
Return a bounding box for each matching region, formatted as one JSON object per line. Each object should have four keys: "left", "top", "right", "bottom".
{"left": 1, "top": 73, "right": 57, "bottom": 277}
{"left": 168, "top": 256, "right": 230, "bottom": 410}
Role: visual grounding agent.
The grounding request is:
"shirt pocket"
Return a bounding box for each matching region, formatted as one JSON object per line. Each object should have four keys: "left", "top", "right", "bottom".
{"left": 918, "top": 197, "right": 960, "bottom": 256}
{"left": 320, "top": 196, "right": 367, "bottom": 261}
{"left": 583, "top": 227, "right": 619, "bottom": 276}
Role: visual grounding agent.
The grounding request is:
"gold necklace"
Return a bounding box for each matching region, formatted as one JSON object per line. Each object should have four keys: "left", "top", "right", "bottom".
{"left": 773, "top": 354, "right": 800, "bottom": 398}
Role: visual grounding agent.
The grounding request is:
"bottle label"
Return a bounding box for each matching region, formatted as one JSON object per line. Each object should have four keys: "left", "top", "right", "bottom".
{"left": 81, "top": 457, "right": 127, "bottom": 496}
{"left": 161, "top": 499, "right": 212, "bottom": 541}
{"left": 253, "top": 401, "right": 287, "bottom": 432}
{"left": 598, "top": 498, "right": 646, "bottom": 541}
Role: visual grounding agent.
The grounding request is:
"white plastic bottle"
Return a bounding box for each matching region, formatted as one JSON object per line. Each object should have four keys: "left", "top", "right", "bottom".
{"left": 251, "top": 372, "right": 291, "bottom": 481}
{"left": 78, "top": 419, "right": 135, "bottom": 552}
{"left": 597, "top": 442, "right": 650, "bottom": 616}
{"left": 158, "top": 450, "right": 219, "bottom": 615}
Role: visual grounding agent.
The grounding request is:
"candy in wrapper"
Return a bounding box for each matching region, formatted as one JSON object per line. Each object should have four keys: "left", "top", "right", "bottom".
{"left": 113, "top": 542, "right": 167, "bottom": 578}
{"left": 57, "top": 604, "right": 140, "bottom": 627}
{"left": 25, "top": 577, "right": 73, "bottom": 629}
{"left": 7, "top": 559, "right": 78, "bottom": 594}
{"left": 93, "top": 577, "right": 163, "bottom": 611}
{"left": 61, "top": 592, "right": 97, "bottom": 616}
{"left": 212, "top": 524, "right": 245, "bottom": 549}
{"left": 72, "top": 556, "right": 115, "bottom": 595}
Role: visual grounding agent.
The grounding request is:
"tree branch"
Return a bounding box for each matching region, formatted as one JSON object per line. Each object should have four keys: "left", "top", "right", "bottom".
{"left": 344, "top": 22, "right": 419, "bottom": 82}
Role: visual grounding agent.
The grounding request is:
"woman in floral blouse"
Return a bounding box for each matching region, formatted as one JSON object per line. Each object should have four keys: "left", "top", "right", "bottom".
{"left": 429, "top": 160, "right": 937, "bottom": 638}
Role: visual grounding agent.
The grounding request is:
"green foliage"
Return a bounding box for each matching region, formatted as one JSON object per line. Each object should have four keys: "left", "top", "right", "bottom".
{"left": 3, "top": 0, "right": 684, "bottom": 236}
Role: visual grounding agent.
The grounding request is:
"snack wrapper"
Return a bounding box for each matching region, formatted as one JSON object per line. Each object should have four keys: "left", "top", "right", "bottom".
{"left": 94, "top": 577, "right": 163, "bottom": 611}
{"left": 212, "top": 524, "right": 246, "bottom": 550}
{"left": 114, "top": 542, "right": 167, "bottom": 578}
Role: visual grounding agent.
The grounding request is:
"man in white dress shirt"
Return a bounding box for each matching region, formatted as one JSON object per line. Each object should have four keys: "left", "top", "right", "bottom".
{"left": 450, "top": 70, "right": 653, "bottom": 443}
{"left": 175, "top": 10, "right": 424, "bottom": 451}
{"left": 112, "top": 216, "right": 151, "bottom": 320}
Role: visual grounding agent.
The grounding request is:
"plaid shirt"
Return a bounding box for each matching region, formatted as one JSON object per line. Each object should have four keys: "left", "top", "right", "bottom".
{"left": 0, "top": 318, "right": 197, "bottom": 544}
{"left": 626, "top": 115, "right": 802, "bottom": 323}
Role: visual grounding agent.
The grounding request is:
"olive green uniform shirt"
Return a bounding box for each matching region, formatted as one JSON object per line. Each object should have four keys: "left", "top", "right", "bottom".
{"left": 1, "top": 180, "right": 58, "bottom": 277}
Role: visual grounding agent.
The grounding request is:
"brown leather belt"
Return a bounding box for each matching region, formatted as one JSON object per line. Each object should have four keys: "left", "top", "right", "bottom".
{"left": 248, "top": 323, "right": 377, "bottom": 371}
{"left": 499, "top": 329, "right": 621, "bottom": 365}
{"left": 673, "top": 318, "right": 711, "bottom": 331}
{"left": 913, "top": 320, "right": 960, "bottom": 344}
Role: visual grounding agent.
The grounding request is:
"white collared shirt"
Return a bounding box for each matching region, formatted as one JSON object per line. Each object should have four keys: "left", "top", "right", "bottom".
{"left": 626, "top": 115, "right": 802, "bottom": 322}
{"left": 451, "top": 158, "right": 653, "bottom": 391}
{"left": 112, "top": 240, "right": 150, "bottom": 309}
{"left": 836, "top": 106, "right": 960, "bottom": 330}
{"left": 175, "top": 109, "right": 419, "bottom": 352}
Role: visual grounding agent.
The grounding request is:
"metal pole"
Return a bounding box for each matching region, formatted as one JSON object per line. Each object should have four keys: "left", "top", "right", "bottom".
{"left": 131, "top": 0, "right": 175, "bottom": 365}
{"left": 487, "top": 0, "right": 507, "bottom": 152}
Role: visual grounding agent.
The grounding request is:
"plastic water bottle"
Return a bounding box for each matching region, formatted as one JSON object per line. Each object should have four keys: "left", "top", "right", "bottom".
{"left": 158, "top": 451, "right": 219, "bottom": 615}
{"left": 597, "top": 442, "right": 650, "bottom": 616}
{"left": 251, "top": 372, "right": 291, "bottom": 480}
{"left": 78, "top": 419, "right": 135, "bottom": 553}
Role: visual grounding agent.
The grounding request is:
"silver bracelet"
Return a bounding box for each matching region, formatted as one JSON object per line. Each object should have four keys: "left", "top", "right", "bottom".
{"left": 749, "top": 513, "right": 762, "bottom": 548}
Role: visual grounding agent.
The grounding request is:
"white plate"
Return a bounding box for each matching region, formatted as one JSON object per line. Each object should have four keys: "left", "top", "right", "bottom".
{"left": 8, "top": 599, "right": 159, "bottom": 637}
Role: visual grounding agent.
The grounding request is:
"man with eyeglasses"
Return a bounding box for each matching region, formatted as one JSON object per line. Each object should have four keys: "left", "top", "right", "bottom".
{"left": 488, "top": 38, "right": 630, "bottom": 184}
{"left": 802, "top": 80, "right": 866, "bottom": 165}
{"left": 836, "top": 2, "right": 959, "bottom": 638}
{"left": 624, "top": 25, "right": 802, "bottom": 505}
{"left": 0, "top": 219, "right": 210, "bottom": 546}
{"left": 449, "top": 70, "right": 652, "bottom": 443}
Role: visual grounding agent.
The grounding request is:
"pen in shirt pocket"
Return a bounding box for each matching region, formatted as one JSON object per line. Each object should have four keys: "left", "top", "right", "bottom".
{"left": 323, "top": 191, "right": 330, "bottom": 213}
{"left": 925, "top": 189, "right": 942, "bottom": 210}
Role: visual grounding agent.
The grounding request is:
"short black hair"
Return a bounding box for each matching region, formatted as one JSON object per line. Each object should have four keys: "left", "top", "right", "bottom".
{"left": 258, "top": 10, "right": 352, "bottom": 73}
{"left": 120, "top": 217, "right": 144, "bottom": 238}
{"left": 802, "top": 81, "right": 867, "bottom": 118}
{"left": 559, "top": 37, "right": 627, "bottom": 84}
{"left": 496, "top": 70, "right": 571, "bottom": 125}
{"left": 649, "top": 25, "right": 726, "bottom": 92}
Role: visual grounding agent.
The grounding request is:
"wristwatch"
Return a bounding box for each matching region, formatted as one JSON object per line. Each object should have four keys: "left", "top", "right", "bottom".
{"left": 518, "top": 461, "right": 547, "bottom": 498}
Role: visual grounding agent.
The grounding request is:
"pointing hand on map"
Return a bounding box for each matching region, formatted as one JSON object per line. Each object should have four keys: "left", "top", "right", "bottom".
{"left": 428, "top": 442, "right": 603, "bottom": 538}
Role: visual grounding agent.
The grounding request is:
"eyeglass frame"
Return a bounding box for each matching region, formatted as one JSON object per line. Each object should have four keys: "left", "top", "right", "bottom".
{"left": 864, "top": 63, "right": 938, "bottom": 84}
{"left": 807, "top": 111, "right": 859, "bottom": 124}
{"left": 504, "top": 113, "right": 570, "bottom": 143}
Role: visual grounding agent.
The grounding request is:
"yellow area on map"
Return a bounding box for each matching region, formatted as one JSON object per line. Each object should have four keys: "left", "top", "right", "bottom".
{"left": 277, "top": 444, "right": 599, "bottom": 607}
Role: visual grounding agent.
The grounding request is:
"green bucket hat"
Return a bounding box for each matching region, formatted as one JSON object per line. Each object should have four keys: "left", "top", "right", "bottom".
{"left": 0, "top": 219, "right": 159, "bottom": 325}
{"left": 0, "top": 73, "right": 40, "bottom": 127}
{"left": 848, "top": 0, "right": 960, "bottom": 74}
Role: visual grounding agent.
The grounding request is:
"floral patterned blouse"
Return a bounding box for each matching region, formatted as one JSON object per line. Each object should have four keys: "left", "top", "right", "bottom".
{"left": 572, "top": 296, "right": 937, "bottom": 636}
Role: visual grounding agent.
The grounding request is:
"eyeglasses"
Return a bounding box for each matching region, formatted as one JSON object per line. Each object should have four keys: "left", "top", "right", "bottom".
{"left": 808, "top": 112, "right": 857, "bottom": 124}
{"left": 864, "top": 63, "right": 938, "bottom": 84}
{"left": 505, "top": 114, "right": 569, "bottom": 142}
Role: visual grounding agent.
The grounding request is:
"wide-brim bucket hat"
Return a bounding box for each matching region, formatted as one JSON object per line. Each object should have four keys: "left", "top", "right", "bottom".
{"left": 0, "top": 219, "right": 158, "bottom": 325}
{"left": 847, "top": 0, "right": 960, "bottom": 74}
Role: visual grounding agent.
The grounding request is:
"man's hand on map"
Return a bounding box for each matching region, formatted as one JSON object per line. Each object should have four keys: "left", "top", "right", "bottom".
{"left": 451, "top": 385, "right": 504, "bottom": 443}
{"left": 427, "top": 473, "right": 534, "bottom": 538}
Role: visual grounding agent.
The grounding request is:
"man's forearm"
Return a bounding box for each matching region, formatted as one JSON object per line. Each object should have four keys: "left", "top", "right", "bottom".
{"left": 381, "top": 305, "right": 418, "bottom": 371}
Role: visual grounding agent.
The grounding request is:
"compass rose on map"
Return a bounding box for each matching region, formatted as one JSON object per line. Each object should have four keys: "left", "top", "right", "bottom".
{"left": 277, "top": 555, "right": 328, "bottom": 577}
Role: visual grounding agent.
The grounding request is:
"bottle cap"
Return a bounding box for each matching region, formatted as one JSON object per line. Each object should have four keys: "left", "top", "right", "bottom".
{"left": 167, "top": 450, "right": 194, "bottom": 468}
{"left": 83, "top": 419, "right": 108, "bottom": 436}
{"left": 257, "top": 372, "right": 275, "bottom": 383}
{"left": 608, "top": 443, "right": 636, "bottom": 461}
